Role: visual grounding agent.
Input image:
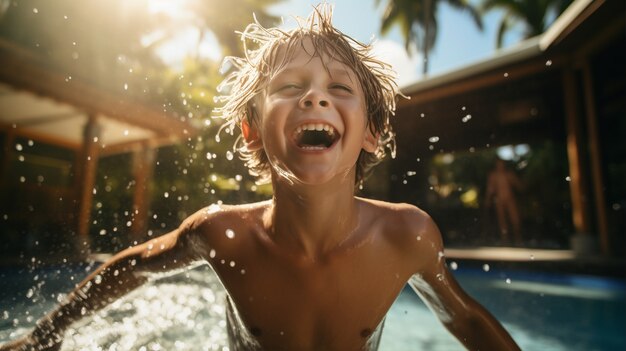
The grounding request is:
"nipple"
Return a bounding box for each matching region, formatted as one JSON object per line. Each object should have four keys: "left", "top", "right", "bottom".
{"left": 360, "top": 328, "right": 373, "bottom": 338}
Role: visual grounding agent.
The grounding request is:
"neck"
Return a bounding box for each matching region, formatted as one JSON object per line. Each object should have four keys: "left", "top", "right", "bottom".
{"left": 266, "top": 171, "right": 360, "bottom": 260}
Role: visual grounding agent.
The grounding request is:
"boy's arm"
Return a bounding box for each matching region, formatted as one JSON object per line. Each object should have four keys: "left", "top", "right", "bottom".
{"left": 0, "top": 223, "right": 208, "bottom": 351}
{"left": 406, "top": 211, "right": 520, "bottom": 350}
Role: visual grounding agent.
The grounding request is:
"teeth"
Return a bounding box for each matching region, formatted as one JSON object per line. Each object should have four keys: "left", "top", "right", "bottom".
{"left": 295, "top": 123, "right": 335, "bottom": 135}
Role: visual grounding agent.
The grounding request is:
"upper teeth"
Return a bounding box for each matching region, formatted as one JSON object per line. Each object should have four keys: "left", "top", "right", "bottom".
{"left": 295, "top": 123, "right": 335, "bottom": 135}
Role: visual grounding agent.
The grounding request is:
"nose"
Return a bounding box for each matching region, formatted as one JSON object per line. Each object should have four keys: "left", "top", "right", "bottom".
{"left": 299, "top": 88, "right": 329, "bottom": 109}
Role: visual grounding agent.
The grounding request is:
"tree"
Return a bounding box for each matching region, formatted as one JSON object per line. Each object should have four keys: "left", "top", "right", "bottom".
{"left": 480, "top": 0, "right": 573, "bottom": 48}
{"left": 377, "top": 0, "right": 483, "bottom": 75}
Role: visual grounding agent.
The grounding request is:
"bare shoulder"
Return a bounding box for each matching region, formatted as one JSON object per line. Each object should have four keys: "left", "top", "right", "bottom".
{"left": 175, "top": 201, "right": 269, "bottom": 256}
{"left": 359, "top": 198, "right": 444, "bottom": 269}
{"left": 180, "top": 201, "right": 268, "bottom": 233}
{"left": 359, "top": 198, "right": 439, "bottom": 239}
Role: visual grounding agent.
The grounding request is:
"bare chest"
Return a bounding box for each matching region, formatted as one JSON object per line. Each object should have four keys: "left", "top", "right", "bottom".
{"left": 216, "top": 250, "right": 409, "bottom": 350}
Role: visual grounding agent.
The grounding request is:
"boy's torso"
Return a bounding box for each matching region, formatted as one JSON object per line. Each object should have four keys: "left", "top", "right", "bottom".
{"left": 184, "top": 199, "right": 423, "bottom": 350}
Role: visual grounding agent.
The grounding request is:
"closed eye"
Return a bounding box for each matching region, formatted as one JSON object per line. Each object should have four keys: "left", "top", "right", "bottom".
{"left": 280, "top": 84, "right": 301, "bottom": 91}
{"left": 330, "top": 84, "right": 353, "bottom": 94}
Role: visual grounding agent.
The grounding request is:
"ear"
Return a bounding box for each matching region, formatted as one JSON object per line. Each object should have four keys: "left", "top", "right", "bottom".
{"left": 362, "top": 126, "right": 378, "bottom": 153}
{"left": 241, "top": 119, "right": 263, "bottom": 151}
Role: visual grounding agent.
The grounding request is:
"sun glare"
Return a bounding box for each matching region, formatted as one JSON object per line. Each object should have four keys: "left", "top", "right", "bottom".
{"left": 146, "top": 0, "right": 191, "bottom": 19}
{"left": 141, "top": 0, "right": 222, "bottom": 68}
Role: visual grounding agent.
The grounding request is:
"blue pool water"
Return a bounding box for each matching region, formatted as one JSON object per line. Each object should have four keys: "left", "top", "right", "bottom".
{"left": 1, "top": 262, "right": 624, "bottom": 350}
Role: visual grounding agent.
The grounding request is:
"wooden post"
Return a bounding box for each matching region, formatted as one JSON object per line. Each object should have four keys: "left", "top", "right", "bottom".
{"left": 581, "top": 62, "right": 610, "bottom": 255}
{"left": 76, "top": 116, "right": 101, "bottom": 251}
{"left": 0, "top": 129, "right": 15, "bottom": 187}
{"left": 561, "top": 68, "right": 592, "bottom": 234}
{"left": 130, "top": 143, "right": 155, "bottom": 243}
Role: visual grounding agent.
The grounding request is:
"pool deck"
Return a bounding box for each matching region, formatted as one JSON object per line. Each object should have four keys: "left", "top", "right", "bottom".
{"left": 445, "top": 246, "right": 626, "bottom": 278}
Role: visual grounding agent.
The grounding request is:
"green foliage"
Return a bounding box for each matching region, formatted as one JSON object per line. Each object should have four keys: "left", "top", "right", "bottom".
{"left": 479, "top": 0, "right": 574, "bottom": 48}
{"left": 376, "top": 0, "right": 483, "bottom": 74}
{"left": 0, "top": 0, "right": 282, "bottom": 250}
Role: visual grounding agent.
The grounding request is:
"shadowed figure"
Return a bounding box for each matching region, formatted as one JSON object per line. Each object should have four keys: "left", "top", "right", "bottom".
{"left": 485, "top": 158, "right": 524, "bottom": 245}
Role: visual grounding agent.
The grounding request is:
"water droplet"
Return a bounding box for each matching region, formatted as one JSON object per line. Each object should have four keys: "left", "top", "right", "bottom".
{"left": 436, "top": 273, "right": 444, "bottom": 281}
{"left": 15, "top": 143, "right": 23, "bottom": 151}
{"left": 209, "top": 249, "right": 216, "bottom": 258}
{"left": 505, "top": 278, "right": 512, "bottom": 284}
{"left": 240, "top": 269, "right": 246, "bottom": 275}
{"left": 94, "top": 275, "right": 103, "bottom": 284}
{"left": 229, "top": 261, "right": 236, "bottom": 267}
{"left": 164, "top": 192, "right": 169, "bottom": 198}
{"left": 123, "top": 83, "right": 128, "bottom": 90}
{"left": 406, "top": 171, "right": 416, "bottom": 176}
{"left": 482, "top": 264, "right": 490, "bottom": 272}
{"left": 113, "top": 269, "right": 119, "bottom": 276}
{"left": 226, "top": 151, "right": 234, "bottom": 161}
{"left": 545, "top": 60, "right": 552, "bottom": 66}
{"left": 416, "top": 235, "right": 422, "bottom": 241}
{"left": 428, "top": 136, "right": 439, "bottom": 143}
{"left": 503, "top": 72, "right": 509, "bottom": 77}
{"left": 147, "top": 243, "right": 154, "bottom": 250}
{"left": 449, "top": 261, "right": 458, "bottom": 270}
{"left": 462, "top": 114, "right": 472, "bottom": 123}
{"left": 130, "top": 259, "right": 137, "bottom": 266}
{"left": 565, "top": 176, "right": 571, "bottom": 182}
{"left": 80, "top": 307, "right": 87, "bottom": 315}
{"left": 225, "top": 229, "right": 235, "bottom": 239}
{"left": 32, "top": 8, "right": 38, "bottom": 14}
{"left": 26, "top": 289, "right": 34, "bottom": 298}
{"left": 530, "top": 254, "right": 535, "bottom": 260}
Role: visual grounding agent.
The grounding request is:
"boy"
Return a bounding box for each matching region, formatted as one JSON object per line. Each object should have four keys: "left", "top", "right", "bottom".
{"left": 1, "top": 5, "right": 520, "bottom": 351}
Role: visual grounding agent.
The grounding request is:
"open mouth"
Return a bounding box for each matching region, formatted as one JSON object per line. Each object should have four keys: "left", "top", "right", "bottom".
{"left": 293, "top": 123, "right": 339, "bottom": 150}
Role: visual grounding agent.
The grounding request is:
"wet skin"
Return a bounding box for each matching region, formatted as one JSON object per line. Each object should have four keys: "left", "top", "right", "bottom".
{"left": 0, "top": 45, "right": 520, "bottom": 351}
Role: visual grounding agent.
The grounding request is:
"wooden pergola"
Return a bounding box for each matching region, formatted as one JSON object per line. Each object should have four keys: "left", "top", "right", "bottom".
{"left": 391, "top": 0, "right": 624, "bottom": 256}
{"left": 0, "top": 38, "right": 196, "bottom": 249}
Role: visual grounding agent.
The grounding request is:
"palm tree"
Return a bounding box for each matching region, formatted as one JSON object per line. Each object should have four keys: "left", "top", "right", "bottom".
{"left": 480, "top": 0, "right": 573, "bottom": 48}
{"left": 377, "top": 0, "right": 483, "bottom": 75}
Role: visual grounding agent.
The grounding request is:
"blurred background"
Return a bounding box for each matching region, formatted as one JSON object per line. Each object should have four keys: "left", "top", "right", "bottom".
{"left": 0, "top": 1, "right": 624, "bottom": 350}
{"left": 0, "top": 0, "right": 623, "bottom": 263}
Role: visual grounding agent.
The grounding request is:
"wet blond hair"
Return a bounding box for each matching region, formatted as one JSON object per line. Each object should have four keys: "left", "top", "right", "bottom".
{"left": 214, "top": 4, "right": 399, "bottom": 185}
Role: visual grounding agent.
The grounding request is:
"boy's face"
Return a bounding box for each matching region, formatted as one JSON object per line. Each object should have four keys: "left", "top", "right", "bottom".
{"left": 249, "top": 40, "right": 377, "bottom": 185}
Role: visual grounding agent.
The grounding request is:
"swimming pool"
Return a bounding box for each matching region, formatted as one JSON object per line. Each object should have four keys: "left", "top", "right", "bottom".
{"left": 1, "top": 262, "right": 624, "bottom": 350}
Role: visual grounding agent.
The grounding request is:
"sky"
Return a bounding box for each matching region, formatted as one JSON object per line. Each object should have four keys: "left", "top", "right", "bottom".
{"left": 153, "top": 0, "right": 525, "bottom": 88}
{"left": 269, "top": 0, "right": 523, "bottom": 87}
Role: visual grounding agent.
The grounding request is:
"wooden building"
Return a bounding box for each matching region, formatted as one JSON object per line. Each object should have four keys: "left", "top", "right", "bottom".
{"left": 0, "top": 38, "right": 195, "bottom": 257}
{"left": 390, "top": 0, "right": 624, "bottom": 256}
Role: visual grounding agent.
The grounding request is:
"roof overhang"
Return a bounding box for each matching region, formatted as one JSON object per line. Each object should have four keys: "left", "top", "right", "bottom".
{"left": 399, "top": 0, "right": 617, "bottom": 101}
{"left": 0, "top": 39, "right": 195, "bottom": 156}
